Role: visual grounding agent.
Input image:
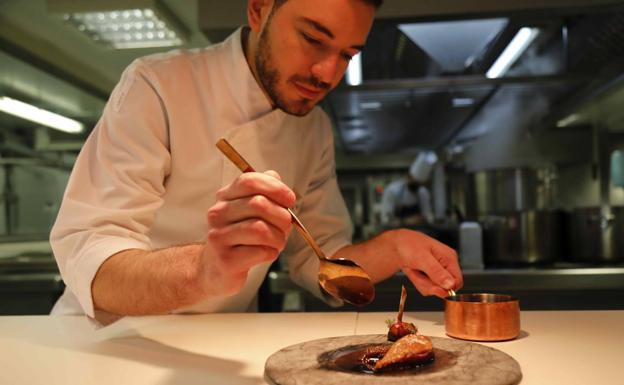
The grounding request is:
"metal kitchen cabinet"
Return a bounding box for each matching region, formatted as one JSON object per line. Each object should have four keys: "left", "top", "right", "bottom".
{"left": 7, "top": 165, "right": 69, "bottom": 236}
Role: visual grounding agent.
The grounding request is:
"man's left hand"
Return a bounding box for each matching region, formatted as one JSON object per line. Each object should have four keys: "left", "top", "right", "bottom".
{"left": 335, "top": 228, "right": 463, "bottom": 299}
{"left": 392, "top": 229, "right": 463, "bottom": 298}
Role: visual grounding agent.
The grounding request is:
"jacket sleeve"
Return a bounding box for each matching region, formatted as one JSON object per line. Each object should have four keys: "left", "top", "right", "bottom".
{"left": 282, "top": 112, "right": 352, "bottom": 307}
{"left": 49, "top": 60, "right": 171, "bottom": 317}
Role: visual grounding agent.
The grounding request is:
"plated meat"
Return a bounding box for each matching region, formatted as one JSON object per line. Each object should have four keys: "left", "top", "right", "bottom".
{"left": 331, "top": 286, "right": 435, "bottom": 374}
{"left": 374, "top": 334, "right": 433, "bottom": 371}
{"left": 387, "top": 320, "right": 417, "bottom": 341}
{"left": 375, "top": 285, "right": 433, "bottom": 372}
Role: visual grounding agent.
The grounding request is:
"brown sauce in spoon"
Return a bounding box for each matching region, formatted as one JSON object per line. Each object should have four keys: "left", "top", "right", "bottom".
{"left": 323, "top": 276, "right": 375, "bottom": 306}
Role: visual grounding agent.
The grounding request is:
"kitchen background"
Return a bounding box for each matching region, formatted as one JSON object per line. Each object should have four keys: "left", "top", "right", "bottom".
{"left": 1, "top": 0, "right": 624, "bottom": 315}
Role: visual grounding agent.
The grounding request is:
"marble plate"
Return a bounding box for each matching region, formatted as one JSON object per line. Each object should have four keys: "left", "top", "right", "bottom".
{"left": 265, "top": 334, "right": 521, "bottom": 385}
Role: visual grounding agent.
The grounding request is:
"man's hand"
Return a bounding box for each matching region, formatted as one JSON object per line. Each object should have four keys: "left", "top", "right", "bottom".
{"left": 333, "top": 228, "right": 463, "bottom": 299}
{"left": 91, "top": 169, "right": 295, "bottom": 316}
{"left": 393, "top": 229, "right": 462, "bottom": 298}
{"left": 202, "top": 170, "right": 295, "bottom": 296}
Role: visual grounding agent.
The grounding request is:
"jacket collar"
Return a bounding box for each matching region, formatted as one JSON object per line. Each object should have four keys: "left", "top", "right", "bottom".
{"left": 222, "top": 27, "right": 283, "bottom": 124}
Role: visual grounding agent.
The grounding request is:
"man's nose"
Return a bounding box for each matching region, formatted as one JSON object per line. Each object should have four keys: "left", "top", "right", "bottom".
{"left": 310, "top": 54, "right": 341, "bottom": 85}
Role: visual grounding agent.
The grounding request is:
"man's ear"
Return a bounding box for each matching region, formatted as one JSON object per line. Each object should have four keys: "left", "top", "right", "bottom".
{"left": 247, "top": 0, "right": 273, "bottom": 33}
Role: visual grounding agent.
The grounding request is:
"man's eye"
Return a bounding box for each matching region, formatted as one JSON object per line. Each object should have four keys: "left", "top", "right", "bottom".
{"left": 302, "top": 34, "right": 321, "bottom": 45}
{"left": 342, "top": 53, "right": 354, "bottom": 61}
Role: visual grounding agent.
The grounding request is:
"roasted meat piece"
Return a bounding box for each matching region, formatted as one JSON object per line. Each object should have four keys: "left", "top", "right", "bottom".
{"left": 387, "top": 320, "right": 417, "bottom": 341}
{"left": 374, "top": 334, "right": 433, "bottom": 371}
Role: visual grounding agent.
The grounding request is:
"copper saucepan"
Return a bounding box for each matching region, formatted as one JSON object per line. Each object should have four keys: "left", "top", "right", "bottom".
{"left": 444, "top": 293, "right": 520, "bottom": 341}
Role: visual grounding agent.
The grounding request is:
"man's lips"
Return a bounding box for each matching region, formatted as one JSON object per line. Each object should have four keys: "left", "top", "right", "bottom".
{"left": 293, "top": 81, "right": 323, "bottom": 99}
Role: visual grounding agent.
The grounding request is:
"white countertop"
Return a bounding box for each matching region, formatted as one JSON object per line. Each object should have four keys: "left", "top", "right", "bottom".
{"left": 1, "top": 310, "right": 622, "bottom": 385}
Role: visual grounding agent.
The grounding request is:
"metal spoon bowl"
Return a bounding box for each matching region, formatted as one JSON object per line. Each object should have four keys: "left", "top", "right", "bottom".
{"left": 288, "top": 209, "right": 374, "bottom": 306}
{"left": 216, "top": 138, "right": 375, "bottom": 306}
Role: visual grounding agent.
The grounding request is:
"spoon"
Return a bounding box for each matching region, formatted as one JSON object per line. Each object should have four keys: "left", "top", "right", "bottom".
{"left": 216, "top": 138, "right": 375, "bottom": 306}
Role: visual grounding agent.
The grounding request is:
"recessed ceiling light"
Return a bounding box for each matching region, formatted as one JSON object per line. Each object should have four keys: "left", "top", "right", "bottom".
{"left": 63, "top": 8, "right": 183, "bottom": 49}
{"left": 452, "top": 97, "right": 475, "bottom": 107}
{"left": 557, "top": 113, "right": 581, "bottom": 127}
{"left": 360, "top": 101, "right": 382, "bottom": 111}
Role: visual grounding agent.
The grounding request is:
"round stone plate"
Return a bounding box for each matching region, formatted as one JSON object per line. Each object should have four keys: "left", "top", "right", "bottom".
{"left": 265, "top": 334, "right": 522, "bottom": 385}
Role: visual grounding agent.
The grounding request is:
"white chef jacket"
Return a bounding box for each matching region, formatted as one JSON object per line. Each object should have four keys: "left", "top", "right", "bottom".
{"left": 49, "top": 28, "right": 352, "bottom": 318}
{"left": 380, "top": 179, "right": 433, "bottom": 226}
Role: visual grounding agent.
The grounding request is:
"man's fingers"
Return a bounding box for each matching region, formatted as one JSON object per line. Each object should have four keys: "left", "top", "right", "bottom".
{"left": 217, "top": 172, "right": 295, "bottom": 208}
{"left": 264, "top": 169, "right": 281, "bottom": 180}
{"left": 208, "top": 218, "right": 288, "bottom": 252}
{"left": 207, "top": 195, "right": 293, "bottom": 234}
{"left": 405, "top": 249, "right": 456, "bottom": 291}
{"left": 430, "top": 242, "right": 463, "bottom": 289}
{"left": 205, "top": 170, "right": 293, "bottom": 287}
{"left": 404, "top": 268, "right": 448, "bottom": 298}
{"left": 397, "top": 230, "right": 462, "bottom": 292}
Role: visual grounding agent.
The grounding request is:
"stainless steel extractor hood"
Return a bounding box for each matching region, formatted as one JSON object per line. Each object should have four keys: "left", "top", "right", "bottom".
{"left": 319, "top": 1, "right": 624, "bottom": 154}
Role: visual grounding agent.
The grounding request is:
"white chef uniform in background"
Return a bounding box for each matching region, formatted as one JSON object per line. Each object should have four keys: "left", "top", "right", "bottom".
{"left": 380, "top": 152, "right": 436, "bottom": 227}
{"left": 49, "top": 28, "right": 351, "bottom": 318}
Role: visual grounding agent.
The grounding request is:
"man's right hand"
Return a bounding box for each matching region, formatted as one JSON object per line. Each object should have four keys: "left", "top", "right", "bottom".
{"left": 91, "top": 170, "right": 295, "bottom": 315}
{"left": 202, "top": 170, "right": 295, "bottom": 296}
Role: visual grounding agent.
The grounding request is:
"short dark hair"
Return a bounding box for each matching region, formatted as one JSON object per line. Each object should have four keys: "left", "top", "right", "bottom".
{"left": 273, "top": 0, "right": 383, "bottom": 11}
{"left": 365, "top": 0, "right": 384, "bottom": 8}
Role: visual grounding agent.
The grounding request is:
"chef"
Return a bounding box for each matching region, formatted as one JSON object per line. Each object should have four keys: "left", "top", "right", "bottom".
{"left": 380, "top": 152, "right": 437, "bottom": 228}
{"left": 50, "top": 0, "right": 463, "bottom": 322}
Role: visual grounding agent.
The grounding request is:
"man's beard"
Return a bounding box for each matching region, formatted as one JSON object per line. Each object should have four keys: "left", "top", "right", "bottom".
{"left": 255, "top": 21, "right": 330, "bottom": 116}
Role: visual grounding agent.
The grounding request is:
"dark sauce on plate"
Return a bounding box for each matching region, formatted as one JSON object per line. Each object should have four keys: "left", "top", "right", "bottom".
{"left": 318, "top": 343, "right": 456, "bottom": 376}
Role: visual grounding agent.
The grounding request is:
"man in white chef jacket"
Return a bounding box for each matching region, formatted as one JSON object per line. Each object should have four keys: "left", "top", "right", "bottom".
{"left": 50, "top": 0, "right": 463, "bottom": 321}
{"left": 381, "top": 152, "right": 437, "bottom": 227}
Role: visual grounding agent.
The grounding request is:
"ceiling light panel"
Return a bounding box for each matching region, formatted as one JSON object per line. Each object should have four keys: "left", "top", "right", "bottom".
{"left": 346, "top": 53, "right": 362, "bottom": 86}
{"left": 486, "top": 27, "right": 540, "bottom": 78}
{"left": 0, "top": 96, "right": 84, "bottom": 134}
{"left": 64, "top": 8, "right": 183, "bottom": 49}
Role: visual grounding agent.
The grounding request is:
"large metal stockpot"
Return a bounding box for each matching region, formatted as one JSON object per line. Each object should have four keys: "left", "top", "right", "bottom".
{"left": 473, "top": 167, "right": 557, "bottom": 215}
{"left": 568, "top": 207, "right": 624, "bottom": 263}
{"left": 481, "top": 209, "right": 564, "bottom": 266}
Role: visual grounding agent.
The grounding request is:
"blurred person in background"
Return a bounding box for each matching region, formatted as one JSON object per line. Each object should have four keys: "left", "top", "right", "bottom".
{"left": 381, "top": 151, "right": 437, "bottom": 228}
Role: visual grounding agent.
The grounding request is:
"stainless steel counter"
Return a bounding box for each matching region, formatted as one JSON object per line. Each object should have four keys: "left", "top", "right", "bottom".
{"left": 3, "top": 249, "right": 624, "bottom": 314}
{"left": 267, "top": 266, "right": 624, "bottom": 312}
